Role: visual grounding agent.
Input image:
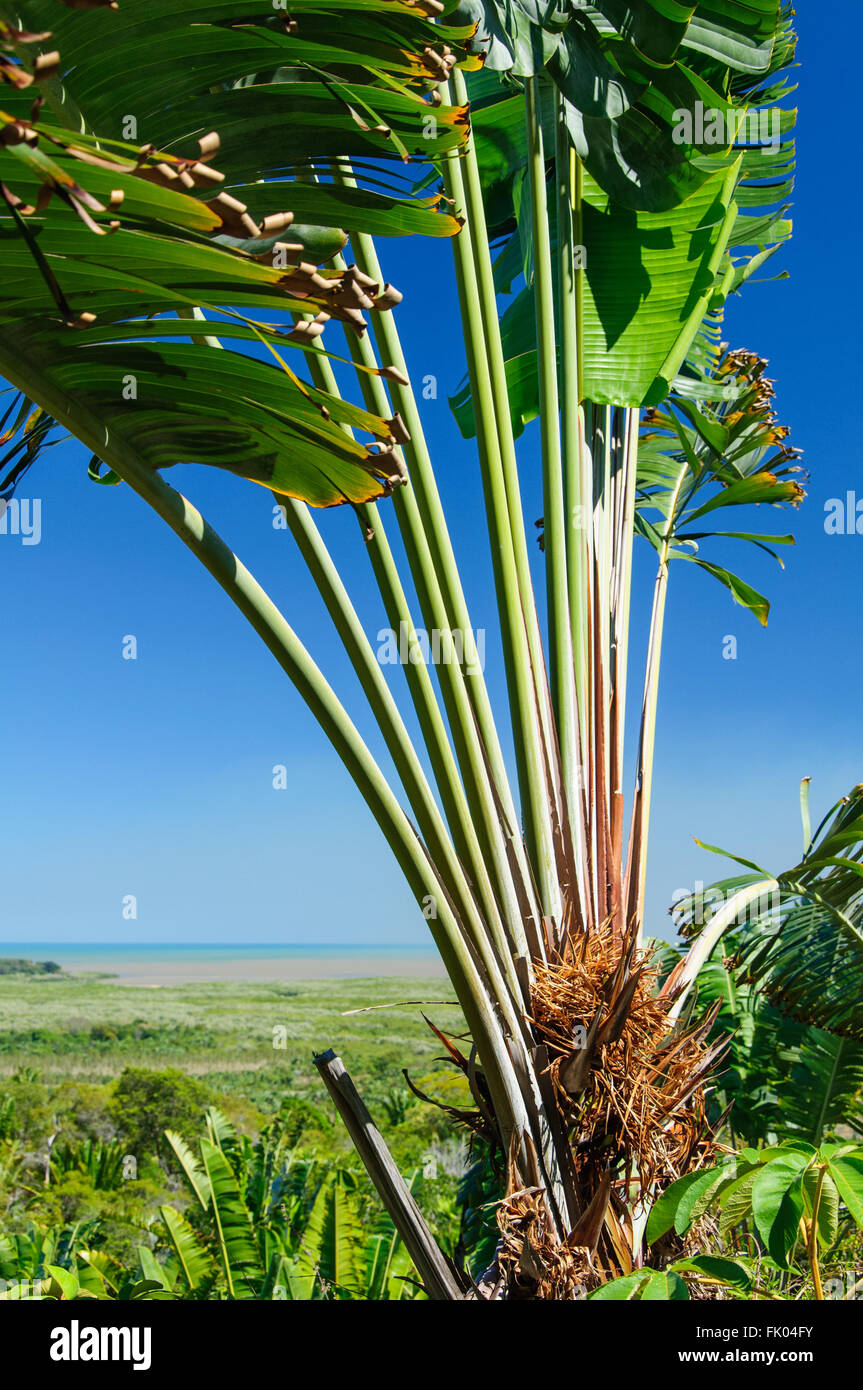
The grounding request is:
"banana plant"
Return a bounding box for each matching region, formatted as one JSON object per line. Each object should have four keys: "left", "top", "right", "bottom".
{"left": 152, "top": 1106, "right": 423, "bottom": 1299}
{"left": 1, "top": 0, "right": 810, "bottom": 1296}
{"left": 0, "top": 1217, "right": 97, "bottom": 1286}
{"left": 0, "top": 1217, "right": 167, "bottom": 1298}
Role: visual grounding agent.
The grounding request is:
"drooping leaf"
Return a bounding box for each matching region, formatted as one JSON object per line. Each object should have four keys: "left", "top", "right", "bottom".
{"left": 159, "top": 1207, "right": 216, "bottom": 1293}
{"left": 2, "top": 0, "right": 467, "bottom": 509}
{"left": 827, "top": 1155, "right": 863, "bottom": 1230}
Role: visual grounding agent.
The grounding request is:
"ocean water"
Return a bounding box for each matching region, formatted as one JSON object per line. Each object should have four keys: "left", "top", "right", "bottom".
{"left": 0, "top": 941, "right": 444, "bottom": 983}
{"left": 0, "top": 942, "right": 439, "bottom": 962}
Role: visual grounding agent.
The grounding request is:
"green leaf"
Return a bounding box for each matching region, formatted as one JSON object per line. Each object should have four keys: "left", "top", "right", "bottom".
{"left": 199, "top": 1138, "right": 263, "bottom": 1299}
{"left": 750, "top": 1154, "right": 808, "bottom": 1268}
{"left": 705, "top": 787, "right": 863, "bottom": 1039}
{"left": 646, "top": 1169, "right": 710, "bottom": 1244}
{"left": 137, "top": 1246, "right": 175, "bottom": 1293}
{"left": 159, "top": 1207, "right": 215, "bottom": 1293}
{"left": 2, "top": 0, "right": 466, "bottom": 510}
{"left": 205, "top": 1106, "right": 238, "bottom": 1153}
{"left": 827, "top": 1155, "right": 863, "bottom": 1230}
{"left": 691, "top": 559, "right": 770, "bottom": 626}
{"left": 643, "top": 1270, "right": 690, "bottom": 1300}
{"left": 589, "top": 1271, "right": 654, "bottom": 1300}
{"left": 590, "top": 1269, "right": 689, "bottom": 1300}
{"left": 44, "top": 1265, "right": 80, "bottom": 1301}
{"left": 296, "top": 1172, "right": 366, "bottom": 1299}
{"left": 718, "top": 1168, "right": 760, "bottom": 1238}
{"left": 453, "top": 159, "right": 742, "bottom": 425}
{"left": 165, "top": 1130, "right": 212, "bottom": 1211}
{"left": 458, "top": 1, "right": 790, "bottom": 212}
{"left": 802, "top": 1168, "right": 839, "bottom": 1250}
{"left": 672, "top": 1255, "right": 753, "bottom": 1292}
{"left": 674, "top": 1164, "right": 735, "bottom": 1235}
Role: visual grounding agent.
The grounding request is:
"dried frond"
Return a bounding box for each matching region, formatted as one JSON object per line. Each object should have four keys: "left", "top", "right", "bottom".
{"left": 526, "top": 927, "right": 721, "bottom": 1278}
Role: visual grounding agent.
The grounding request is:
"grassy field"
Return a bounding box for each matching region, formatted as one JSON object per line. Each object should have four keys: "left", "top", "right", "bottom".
{"left": 0, "top": 972, "right": 479, "bottom": 1279}
{"left": 0, "top": 972, "right": 467, "bottom": 1120}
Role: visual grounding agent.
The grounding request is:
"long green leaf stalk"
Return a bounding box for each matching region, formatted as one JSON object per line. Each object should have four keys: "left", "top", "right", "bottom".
{"left": 182, "top": 299, "right": 522, "bottom": 997}
{"left": 327, "top": 307, "right": 535, "bottom": 968}
{"left": 555, "top": 96, "right": 592, "bottom": 925}
{"left": 626, "top": 457, "right": 689, "bottom": 939}
{"left": 330, "top": 167, "right": 541, "bottom": 955}
{"left": 440, "top": 144, "right": 564, "bottom": 937}
{"left": 282, "top": 281, "right": 570, "bottom": 1222}
{"left": 447, "top": 70, "right": 560, "bottom": 774}
{"left": 281, "top": 494, "right": 525, "bottom": 1021}
{"left": 441, "top": 96, "right": 564, "bottom": 936}
{"left": 526, "top": 76, "right": 577, "bottom": 836}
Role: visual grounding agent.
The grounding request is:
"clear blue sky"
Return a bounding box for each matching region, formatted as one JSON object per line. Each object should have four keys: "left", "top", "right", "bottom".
{"left": 2, "top": 7, "right": 857, "bottom": 947}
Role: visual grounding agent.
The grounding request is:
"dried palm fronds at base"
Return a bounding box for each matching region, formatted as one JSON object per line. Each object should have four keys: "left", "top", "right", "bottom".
{"left": 492, "top": 1170, "right": 725, "bottom": 1300}
{"left": 531, "top": 926, "right": 724, "bottom": 1192}
{"left": 409, "top": 926, "right": 727, "bottom": 1297}
{"left": 495, "top": 1175, "right": 598, "bottom": 1300}
{"left": 485, "top": 927, "right": 727, "bottom": 1297}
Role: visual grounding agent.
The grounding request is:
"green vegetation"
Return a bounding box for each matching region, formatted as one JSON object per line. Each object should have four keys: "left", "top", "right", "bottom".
{"left": 0, "top": 974, "right": 463, "bottom": 1101}
{"left": 0, "top": 960, "right": 62, "bottom": 977}
{"left": 0, "top": 961, "right": 860, "bottom": 1301}
{"left": 594, "top": 1142, "right": 863, "bottom": 1301}
{"left": 3, "top": 0, "right": 861, "bottom": 1302}
{"left": 0, "top": 974, "right": 485, "bottom": 1298}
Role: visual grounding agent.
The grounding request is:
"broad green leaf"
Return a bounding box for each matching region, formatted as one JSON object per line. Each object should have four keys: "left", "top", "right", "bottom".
{"left": 137, "top": 1246, "right": 175, "bottom": 1293}
{"left": 698, "top": 789, "right": 863, "bottom": 1040}
{"left": 642, "top": 1270, "right": 690, "bottom": 1300}
{"left": 646, "top": 1169, "right": 710, "bottom": 1244}
{"left": 3, "top": 0, "right": 466, "bottom": 510}
{"left": 589, "top": 1271, "right": 654, "bottom": 1300}
{"left": 205, "top": 1106, "right": 238, "bottom": 1153}
{"left": 718, "top": 1167, "right": 760, "bottom": 1238}
{"left": 591, "top": 1269, "right": 690, "bottom": 1300}
{"left": 127, "top": 1279, "right": 175, "bottom": 1302}
{"left": 802, "top": 1168, "right": 840, "bottom": 1250}
{"left": 296, "top": 1173, "right": 366, "bottom": 1299}
{"left": 452, "top": 159, "right": 741, "bottom": 427}
{"left": 751, "top": 1154, "right": 808, "bottom": 1268}
{"left": 674, "top": 1164, "right": 735, "bottom": 1235}
{"left": 457, "top": 1, "right": 790, "bottom": 211}
{"left": 44, "top": 1265, "right": 80, "bottom": 1301}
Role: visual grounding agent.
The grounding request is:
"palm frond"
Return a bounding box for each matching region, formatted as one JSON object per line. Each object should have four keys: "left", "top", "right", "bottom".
{"left": 674, "top": 785, "right": 863, "bottom": 1040}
